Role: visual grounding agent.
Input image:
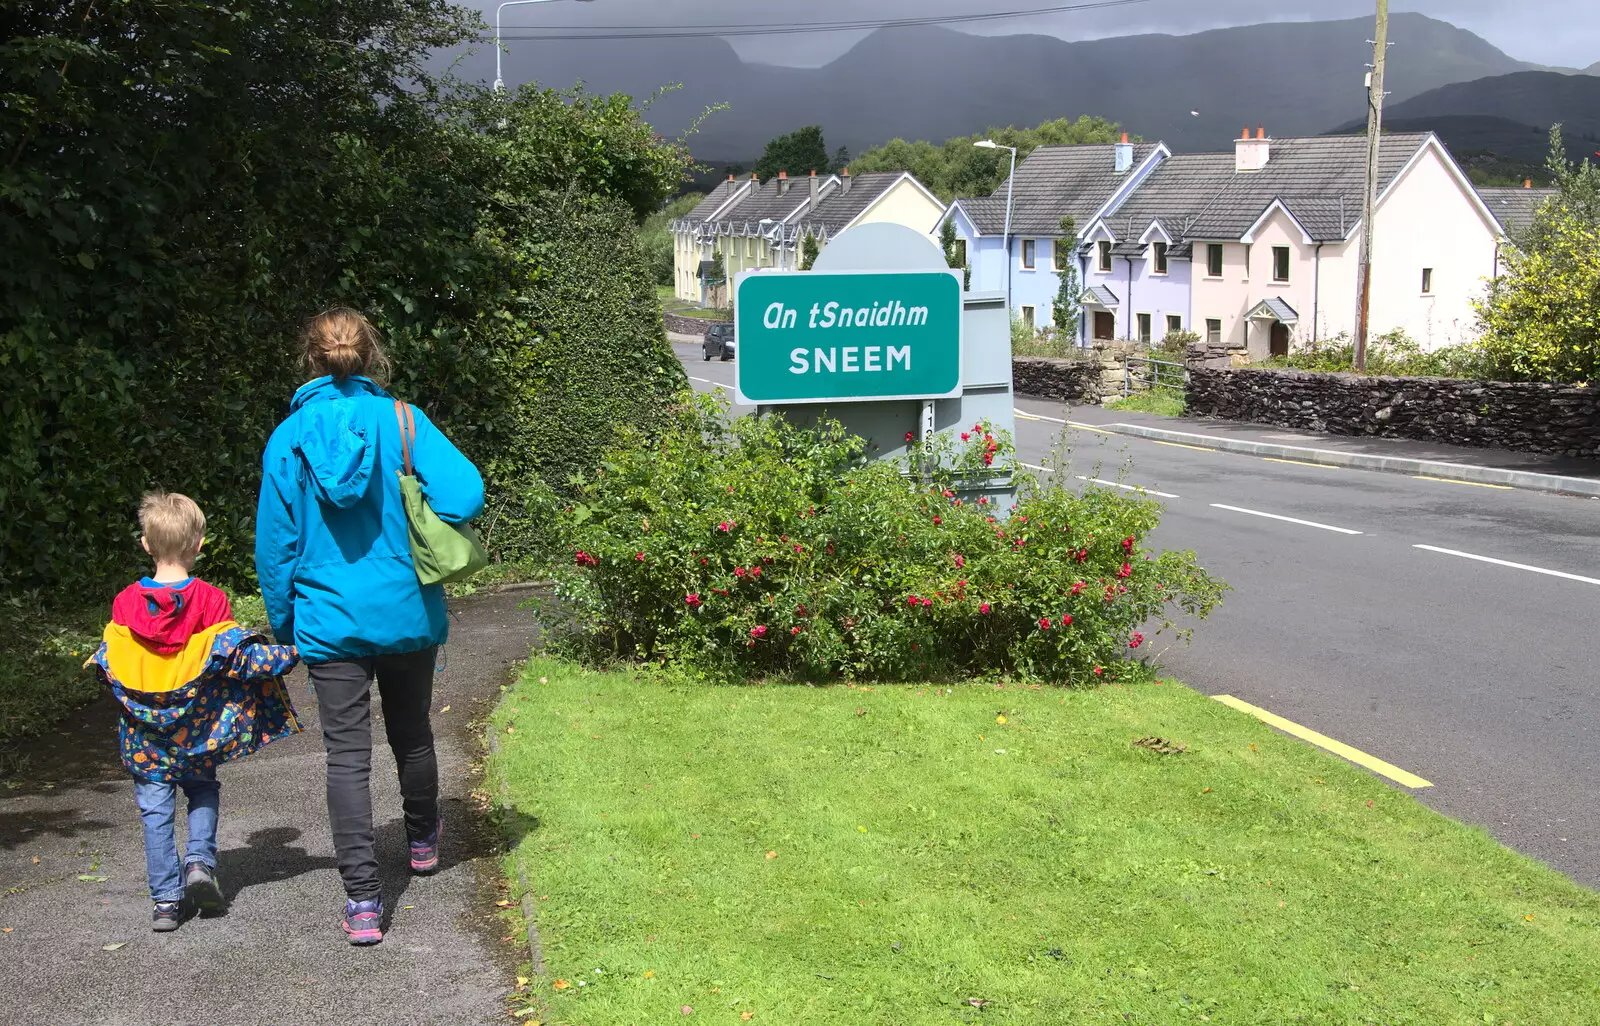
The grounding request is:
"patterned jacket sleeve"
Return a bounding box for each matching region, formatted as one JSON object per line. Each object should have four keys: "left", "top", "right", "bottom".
{"left": 227, "top": 642, "right": 300, "bottom": 682}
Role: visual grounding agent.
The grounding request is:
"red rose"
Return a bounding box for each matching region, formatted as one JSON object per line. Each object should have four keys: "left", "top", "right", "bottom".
{"left": 750, "top": 625, "right": 769, "bottom": 639}
{"left": 905, "top": 431, "right": 916, "bottom": 443}
{"left": 1122, "top": 536, "right": 1135, "bottom": 553}
{"left": 1071, "top": 581, "right": 1085, "bottom": 595}
{"left": 906, "top": 595, "right": 920, "bottom": 607}
{"left": 635, "top": 552, "right": 646, "bottom": 561}
{"left": 751, "top": 566, "right": 762, "bottom": 577}
{"left": 791, "top": 625, "right": 802, "bottom": 636}
{"left": 1129, "top": 632, "right": 1144, "bottom": 649}
{"left": 961, "top": 432, "right": 970, "bottom": 441}
{"left": 932, "top": 516, "right": 942, "bottom": 525}
{"left": 793, "top": 544, "right": 804, "bottom": 553}
{"left": 718, "top": 521, "right": 733, "bottom": 532}
{"left": 685, "top": 593, "right": 701, "bottom": 607}
{"left": 1060, "top": 614, "right": 1073, "bottom": 626}
{"left": 735, "top": 567, "right": 747, "bottom": 577}
{"left": 1118, "top": 563, "right": 1133, "bottom": 579}
{"left": 979, "top": 602, "right": 991, "bottom": 614}
{"left": 954, "top": 554, "right": 965, "bottom": 568}
{"left": 942, "top": 489, "right": 955, "bottom": 498}
{"left": 1038, "top": 617, "right": 1052, "bottom": 630}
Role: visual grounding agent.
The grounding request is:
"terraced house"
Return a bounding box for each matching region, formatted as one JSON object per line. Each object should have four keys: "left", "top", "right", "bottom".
{"left": 670, "top": 168, "right": 945, "bottom": 305}
{"left": 948, "top": 127, "right": 1516, "bottom": 356}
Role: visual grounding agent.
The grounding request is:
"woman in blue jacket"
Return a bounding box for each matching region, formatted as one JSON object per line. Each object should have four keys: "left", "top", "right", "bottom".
{"left": 255, "top": 308, "right": 484, "bottom": 946}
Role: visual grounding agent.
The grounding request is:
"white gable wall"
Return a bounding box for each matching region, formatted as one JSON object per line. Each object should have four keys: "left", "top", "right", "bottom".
{"left": 1368, "top": 144, "right": 1501, "bottom": 350}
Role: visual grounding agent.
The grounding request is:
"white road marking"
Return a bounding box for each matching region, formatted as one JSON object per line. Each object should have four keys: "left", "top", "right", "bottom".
{"left": 688, "top": 376, "right": 730, "bottom": 391}
{"left": 1412, "top": 545, "right": 1600, "bottom": 586}
{"left": 1075, "top": 475, "right": 1179, "bottom": 499}
{"left": 1210, "top": 504, "right": 1363, "bottom": 535}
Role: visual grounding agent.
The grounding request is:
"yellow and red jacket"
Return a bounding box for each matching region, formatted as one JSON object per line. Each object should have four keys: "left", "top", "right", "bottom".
{"left": 88, "top": 618, "right": 302, "bottom": 783}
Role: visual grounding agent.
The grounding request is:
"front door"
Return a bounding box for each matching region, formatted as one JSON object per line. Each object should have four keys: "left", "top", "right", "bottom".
{"left": 1270, "top": 321, "right": 1290, "bottom": 358}
{"left": 1093, "top": 310, "right": 1115, "bottom": 341}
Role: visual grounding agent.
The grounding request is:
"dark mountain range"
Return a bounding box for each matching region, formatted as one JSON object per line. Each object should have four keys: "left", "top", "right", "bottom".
{"left": 472, "top": 14, "right": 1532, "bottom": 161}
{"left": 1350, "top": 70, "right": 1600, "bottom": 143}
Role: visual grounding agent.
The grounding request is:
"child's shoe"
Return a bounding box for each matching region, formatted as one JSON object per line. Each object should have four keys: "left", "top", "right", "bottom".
{"left": 184, "top": 860, "right": 226, "bottom": 914}
{"left": 152, "top": 900, "right": 184, "bottom": 932}
{"left": 410, "top": 815, "right": 443, "bottom": 874}
{"left": 342, "top": 898, "right": 383, "bottom": 945}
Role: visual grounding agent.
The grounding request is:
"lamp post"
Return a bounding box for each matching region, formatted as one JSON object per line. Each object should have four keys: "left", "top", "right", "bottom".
{"left": 975, "top": 139, "right": 1018, "bottom": 312}
{"left": 494, "top": 0, "right": 595, "bottom": 92}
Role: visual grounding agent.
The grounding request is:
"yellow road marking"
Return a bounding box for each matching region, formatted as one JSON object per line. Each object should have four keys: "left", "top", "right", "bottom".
{"left": 1212, "top": 694, "right": 1433, "bottom": 789}
{"left": 1413, "top": 475, "right": 1511, "bottom": 490}
{"left": 1263, "top": 457, "right": 1339, "bottom": 469}
{"left": 1014, "top": 411, "right": 1044, "bottom": 421}
{"left": 1151, "top": 440, "right": 1217, "bottom": 452}
{"left": 1067, "top": 422, "right": 1115, "bottom": 435}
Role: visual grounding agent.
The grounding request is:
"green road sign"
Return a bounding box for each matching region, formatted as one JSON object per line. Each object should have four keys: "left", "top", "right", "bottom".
{"left": 734, "top": 270, "right": 963, "bottom": 405}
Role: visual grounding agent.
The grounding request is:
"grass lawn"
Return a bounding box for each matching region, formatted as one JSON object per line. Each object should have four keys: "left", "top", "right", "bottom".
{"left": 491, "top": 658, "right": 1600, "bottom": 1025}
{"left": 1104, "top": 391, "right": 1186, "bottom": 418}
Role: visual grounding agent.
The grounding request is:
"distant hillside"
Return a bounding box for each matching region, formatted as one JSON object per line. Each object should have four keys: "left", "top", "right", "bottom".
{"left": 1367, "top": 71, "right": 1600, "bottom": 143}
{"left": 466, "top": 13, "right": 1531, "bottom": 161}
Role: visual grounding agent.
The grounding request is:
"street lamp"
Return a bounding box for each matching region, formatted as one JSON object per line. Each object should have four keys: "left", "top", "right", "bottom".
{"left": 975, "top": 139, "right": 1018, "bottom": 311}
{"left": 494, "top": 0, "right": 596, "bottom": 92}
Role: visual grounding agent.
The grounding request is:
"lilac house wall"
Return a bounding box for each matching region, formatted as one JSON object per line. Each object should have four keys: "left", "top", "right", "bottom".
{"left": 1118, "top": 252, "right": 1193, "bottom": 341}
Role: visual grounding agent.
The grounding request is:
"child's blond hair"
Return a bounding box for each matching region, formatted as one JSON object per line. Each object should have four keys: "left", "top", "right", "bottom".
{"left": 139, "top": 492, "right": 206, "bottom": 563}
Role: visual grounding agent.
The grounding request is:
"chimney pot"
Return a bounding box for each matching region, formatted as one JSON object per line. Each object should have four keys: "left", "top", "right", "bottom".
{"left": 1524, "top": 177, "right": 1533, "bottom": 189}
{"left": 1120, "top": 132, "right": 1129, "bottom": 143}
{"left": 1242, "top": 127, "right": 1251, "bottom": 140}
{"left": 750, "top": 172, "right": 758, "bottom": 180}
{"left": 778, "top": 171, "right": 787, "bottom": 179}
{"left": 1256, "top": 125, "right": 1266, "bottom": 139}
{"left": 810, "top": 169, "right": 817, "bottom": 177}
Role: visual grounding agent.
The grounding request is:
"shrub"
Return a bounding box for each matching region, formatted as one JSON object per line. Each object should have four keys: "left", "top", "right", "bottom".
{"left": 1259, "top": 330, "right": 1488, "bottom": 379}
{"left": 546, "top": 397, "right": 1227, "bottom": 683}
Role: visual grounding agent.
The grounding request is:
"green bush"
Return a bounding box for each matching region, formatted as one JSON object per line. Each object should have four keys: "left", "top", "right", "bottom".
{"left": 1259, "top": 330, "right": 1488, "bottom": 379}
{"left": 546, "top": 397, "right": 1227, "bottom": 683}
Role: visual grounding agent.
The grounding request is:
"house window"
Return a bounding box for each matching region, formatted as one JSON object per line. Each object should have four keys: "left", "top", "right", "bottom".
{"left": 1207, "top": 243, "right": 1223, "bottom": 278}
{"left": 1021, "top": 305, "right": 1036, "bottom": 331}
{"left": 1421, "top": 267, "right": 1434, "bottom": 294}
{"left": 1166, "top": 314, "right": 1183, "bottom": 334}
{"left": 1206, "top": 318, "right": 1222, "bottom": 345}
{"left": 1273, "top": 245, "right": 1290, "bottom": 282}
{"left": 1153, "top": 241, "right": 1169, "bottom": 274}
{"left": 1137, "top": 313, "right": 1152, "bottom": 344}
{"left": 1097, "top": 240, "right": 1113, "bottom": 272}
{"left": 953, "top": 239, "right": 967, "bottom": 266}
{"left": 1054, "top": 239, "right": 1071, "bottom": 271}
{"left": 1021, "top": 239, "right": 1036, "bottom": 270}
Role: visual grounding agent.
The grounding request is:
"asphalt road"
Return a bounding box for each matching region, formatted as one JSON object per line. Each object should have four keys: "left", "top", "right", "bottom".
{"left": 676, "top": 340, "right": 1600, "bottom": 888}
{"left": 0, "top": 590, "right": 540, "bottom": 1026}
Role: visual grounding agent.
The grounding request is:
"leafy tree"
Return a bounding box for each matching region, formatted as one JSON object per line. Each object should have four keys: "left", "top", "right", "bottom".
{"left": 939, "top": 218, "right": 970, "bottom": 290}
{"left": 753, "top": 125, "right": 830, "bottom": 181}
{"left": 1052, "top": 216, "right": 1081, "bottom": 341}
{"left": 801, "top": 233, "right": 821, "bottom": 271}
{"left": 829, "top": 146, "right": 851, "bottom": 175}
{"left": 855, "top": 115, "right": 1125, "bottom": 200}
{"left": 642, "top": 192, "right": 706, "bottom": 286}
{"left": 1475, "top": 125, "right": 1600, "bottom": 384}
{"left": 0, "top": 0, "right": 691, "bottom": 597}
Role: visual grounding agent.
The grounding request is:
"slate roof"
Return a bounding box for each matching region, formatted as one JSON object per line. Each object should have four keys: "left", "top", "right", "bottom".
{"left": 682, "top": 181, "right": 753, "bottom": 226}
{"left": 1476, "top": 186, "right": 1559, "bottom": 236}
{"left": 797, "top": 172, "right": 918, "bottom": 234}
{"left": 955, "top": 143, "right": 1161, "bottom": 236}
{"left": 1180, "top": 133, "right": 1432, "bottom": 242}
{"left": 1248, "top": 297, "right": 1300, "bottom": 323}
{"left": 1093, "top": 151, "right": 1238, "bottom": 246}
{"left": 711, "top": 175, "right": 834, "bottom": 231}
{"left": 1083, "top": 284, "right": 1120, "bottom": 307}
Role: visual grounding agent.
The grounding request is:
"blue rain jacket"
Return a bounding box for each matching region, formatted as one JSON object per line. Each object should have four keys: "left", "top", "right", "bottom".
{"left": 255, "top": 376, "right": 485, "bottom": 664}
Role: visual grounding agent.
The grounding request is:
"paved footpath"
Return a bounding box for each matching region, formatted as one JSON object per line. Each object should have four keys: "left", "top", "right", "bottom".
{"left": 0, "top": 590, "right": 539, "bottom": 1026}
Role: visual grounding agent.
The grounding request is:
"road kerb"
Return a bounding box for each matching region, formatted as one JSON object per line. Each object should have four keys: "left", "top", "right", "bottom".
{"left": 1078, "top": 422, "right": 1600, "bottom": 498}
{"left": 1212, "top": 695, "right": 1434, "bottom": 789}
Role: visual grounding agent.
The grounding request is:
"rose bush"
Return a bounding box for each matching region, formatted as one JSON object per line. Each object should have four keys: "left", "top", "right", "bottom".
{"left": 546, "top": 396, "right": 1227, "bottom": 683}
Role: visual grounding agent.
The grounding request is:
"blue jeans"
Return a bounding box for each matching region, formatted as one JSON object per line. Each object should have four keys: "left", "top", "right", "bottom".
{"left": 132, "top": 773, "right": 220, "bottom": 902}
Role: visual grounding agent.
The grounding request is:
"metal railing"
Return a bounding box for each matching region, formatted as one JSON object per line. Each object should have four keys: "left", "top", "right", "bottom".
{"left": 1123, "top": 354, "right": 1187, "bottom": 397}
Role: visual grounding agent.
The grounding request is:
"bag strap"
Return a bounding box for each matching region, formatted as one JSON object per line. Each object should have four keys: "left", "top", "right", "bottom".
{"left": 393, "top": 400, "right": 416, "bottom": 478}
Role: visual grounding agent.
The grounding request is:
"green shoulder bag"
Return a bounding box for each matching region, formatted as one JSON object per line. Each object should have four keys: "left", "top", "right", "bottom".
{"left": 394, "top": 400, "right": 489, "bottom": 586}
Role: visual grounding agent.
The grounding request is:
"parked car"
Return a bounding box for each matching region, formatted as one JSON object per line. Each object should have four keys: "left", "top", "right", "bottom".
{"left": 703, "top": 322, "right": 735, "bottom": 361}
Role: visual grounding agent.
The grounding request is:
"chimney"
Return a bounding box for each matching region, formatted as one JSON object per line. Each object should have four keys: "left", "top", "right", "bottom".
{"left": 809, "top": 169, "right": 820, "bottom": 212}
{"left": 1235, "top": 124, "right": 1270, "bottom": 172}
{"left": 726, "top": 174, "right": 737, "bottom": 195}
{"left": 1114, "top": 132, "right": 1134, "bottom": 173}
{"left": 777, "top": 170, "right": 789, "bottom": 196}
{"left": 841, "top": 167, "right": 852, "bottom": 194}
{"left": 1524, "top": 177, "right": 1533, "bottom": 189}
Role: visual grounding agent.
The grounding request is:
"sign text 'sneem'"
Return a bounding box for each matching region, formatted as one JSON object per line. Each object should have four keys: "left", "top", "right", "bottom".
{"left": 762, "top": 300, "right": 930, "bottom": 331}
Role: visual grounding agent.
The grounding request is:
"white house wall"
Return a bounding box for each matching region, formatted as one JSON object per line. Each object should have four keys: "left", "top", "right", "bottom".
{"left": 1368, "top": 145, "right": 1501, "bottom": 350}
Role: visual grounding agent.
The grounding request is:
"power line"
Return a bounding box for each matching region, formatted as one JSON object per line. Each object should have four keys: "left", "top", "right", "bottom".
{"left": 491, "top": 0, "right": 1152, "bottom": 41}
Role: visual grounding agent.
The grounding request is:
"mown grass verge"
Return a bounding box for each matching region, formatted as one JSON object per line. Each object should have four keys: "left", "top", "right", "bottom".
{"left": 491, "top": 656, "right": 1599, "bottom": 1025}
{"left": 1104, "top": 391, "right": 1186, "bottom": 418}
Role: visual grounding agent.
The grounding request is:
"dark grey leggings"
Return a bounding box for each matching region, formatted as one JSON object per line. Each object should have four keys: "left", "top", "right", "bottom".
{"left": 308, "top": 647, "right": 438, "bottom": 901}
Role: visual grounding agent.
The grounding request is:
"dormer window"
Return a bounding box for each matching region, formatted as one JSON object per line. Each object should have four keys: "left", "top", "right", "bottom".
{"left": 1152, "top": 241, "right": 1169, "bottom": 274}
{"left": 1097, "top": 240, "right": 1112, "bottom": 272}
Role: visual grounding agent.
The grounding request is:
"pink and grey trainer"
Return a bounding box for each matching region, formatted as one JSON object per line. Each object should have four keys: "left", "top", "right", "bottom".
{"left": 342, "top": 898, "right": 383, "bottom": 945}
{"left": 409, "top": 815, "right": 442, "bottom": 874}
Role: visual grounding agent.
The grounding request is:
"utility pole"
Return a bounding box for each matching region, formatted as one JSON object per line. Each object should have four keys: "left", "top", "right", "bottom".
{"left": 1354, "top": 0, "right": 1389, "bottom": 373}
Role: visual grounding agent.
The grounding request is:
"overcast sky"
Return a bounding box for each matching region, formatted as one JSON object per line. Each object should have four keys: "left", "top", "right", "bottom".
{"left": 483, "top": 0, "right": 1597, "bottom": 70}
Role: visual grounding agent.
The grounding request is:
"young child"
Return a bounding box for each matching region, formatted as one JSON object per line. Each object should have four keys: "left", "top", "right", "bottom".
{"left": 87, "top": 492, "right": 302, "bottom": 931}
